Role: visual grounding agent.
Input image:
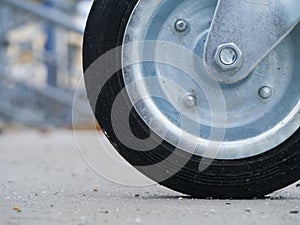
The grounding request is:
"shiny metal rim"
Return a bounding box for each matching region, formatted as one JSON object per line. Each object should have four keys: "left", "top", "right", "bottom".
{"left": 122, "top": 0, "right": 300, "bottom": 159}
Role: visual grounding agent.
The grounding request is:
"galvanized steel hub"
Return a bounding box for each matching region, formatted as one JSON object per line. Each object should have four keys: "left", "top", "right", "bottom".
{"left": 122, "top": 0, "right": 300, "bottom": 159}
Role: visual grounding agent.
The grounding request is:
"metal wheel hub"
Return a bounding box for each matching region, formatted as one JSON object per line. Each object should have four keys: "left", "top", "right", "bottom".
{"left": 122, "top": 0, "right": 300, "bottom": 159}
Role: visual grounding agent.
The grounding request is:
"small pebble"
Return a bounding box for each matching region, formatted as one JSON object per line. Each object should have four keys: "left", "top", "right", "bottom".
{"left": 13, "top": 206, "right": 21, "bottom": 212}
{"left": 245, "top": 208, "right": 251, "bottom": 213}
{"left": 93, "top": 187, "right": 99, "bottom": 192}
{"left": 290, "top": 210, "right": 299, "bottom": 214}
{"left": 296, "top": 183, "right": 300, "bottom": 187}
{"left": 100, "top": 210, "right": 109, "bottom": 214}
{"left": 134, "top": 194, "right": 140, "bottom": 198}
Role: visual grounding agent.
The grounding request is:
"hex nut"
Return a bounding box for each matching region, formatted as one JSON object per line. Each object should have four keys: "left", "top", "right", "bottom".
{"left": 214, "top": 43, "right": 243, "bottom": 71}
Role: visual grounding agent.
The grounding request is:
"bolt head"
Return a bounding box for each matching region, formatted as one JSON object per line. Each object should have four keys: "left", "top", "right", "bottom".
{"left": 214, "top": 43, "right": 243, "bottom": 71}
{"left": 259, "top": 86, "right": 272, "bottom": 99}
{"left": 175, "top": 19, "right": 188, "bottom": 32}
{"left": 219, "top": 48, "right": 237, "bottom": 65}
{"left": 184, "top": 94, "right": 196, "bottom": 108}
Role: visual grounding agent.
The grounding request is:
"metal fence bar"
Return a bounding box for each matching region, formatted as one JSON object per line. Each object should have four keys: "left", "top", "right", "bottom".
{"left": 1, "top": 0, "right": 84, "bottom": 34}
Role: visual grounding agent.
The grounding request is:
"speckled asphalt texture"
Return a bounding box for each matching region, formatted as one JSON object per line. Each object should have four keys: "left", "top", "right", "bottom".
{"left": 0, "top": 130, "right": 299, "bottom": 225}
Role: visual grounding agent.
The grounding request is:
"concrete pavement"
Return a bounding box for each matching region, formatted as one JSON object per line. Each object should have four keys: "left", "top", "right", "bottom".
{"left": 0, "top": 129, "right": 299, "bottom": 225}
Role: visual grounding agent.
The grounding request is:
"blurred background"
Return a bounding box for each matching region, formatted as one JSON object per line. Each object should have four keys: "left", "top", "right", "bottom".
{"left": 0, "top": 0, "right": 93, "bottom": 129}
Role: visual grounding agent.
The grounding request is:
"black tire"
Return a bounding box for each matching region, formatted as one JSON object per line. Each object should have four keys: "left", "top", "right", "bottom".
{"left": 83, "top": 0, "right": 300, "bottom": 199}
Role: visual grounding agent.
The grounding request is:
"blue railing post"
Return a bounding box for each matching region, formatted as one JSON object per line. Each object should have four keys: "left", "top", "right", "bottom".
{"left": 44, "top": 0, "right": 57, "bottom": 87}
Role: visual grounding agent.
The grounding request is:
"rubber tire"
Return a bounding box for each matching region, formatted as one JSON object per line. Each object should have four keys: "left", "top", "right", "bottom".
{"left": 83, "top": 0, "right": 300, "bottom": 199}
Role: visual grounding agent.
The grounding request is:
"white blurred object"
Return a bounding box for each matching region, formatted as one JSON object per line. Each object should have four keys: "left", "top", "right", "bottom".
{"left": 75, "top": 0, "right": 93, "bottom": 29}
{"left": 76, "top": 0, "right": 93, "bottom": 18}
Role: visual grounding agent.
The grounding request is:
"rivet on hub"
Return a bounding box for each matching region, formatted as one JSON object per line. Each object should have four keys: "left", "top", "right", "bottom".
{"left": 175, "top": 19, "right": 189, "bottom": 32}
{"left": 259, "top": 86, "right": 272, "bottom": 99}
{"left": 184, "top": 94, "right": 197, "bottom": 108}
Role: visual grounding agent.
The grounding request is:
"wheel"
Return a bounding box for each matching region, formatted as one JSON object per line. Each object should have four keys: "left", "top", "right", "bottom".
{"left": 83, "top": 0, "right": 300, "bottom": 198}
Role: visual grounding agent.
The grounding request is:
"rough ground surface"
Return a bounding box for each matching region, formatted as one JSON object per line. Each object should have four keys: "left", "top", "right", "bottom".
{"left": 0, "top": 129, "right": 299, "bottom": 225}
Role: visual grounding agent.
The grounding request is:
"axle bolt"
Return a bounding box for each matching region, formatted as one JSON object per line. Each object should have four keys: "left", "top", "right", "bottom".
{"left": 220, "top": 48, "right": 237, "bottom": 65}
{"left": 214, "top": 43, "right": 242, "bottom": 71}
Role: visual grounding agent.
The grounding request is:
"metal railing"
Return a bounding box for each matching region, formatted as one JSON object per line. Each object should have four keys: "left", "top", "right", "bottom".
{"left": 0, "top": 0, "right": 92, "bottom": 127}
